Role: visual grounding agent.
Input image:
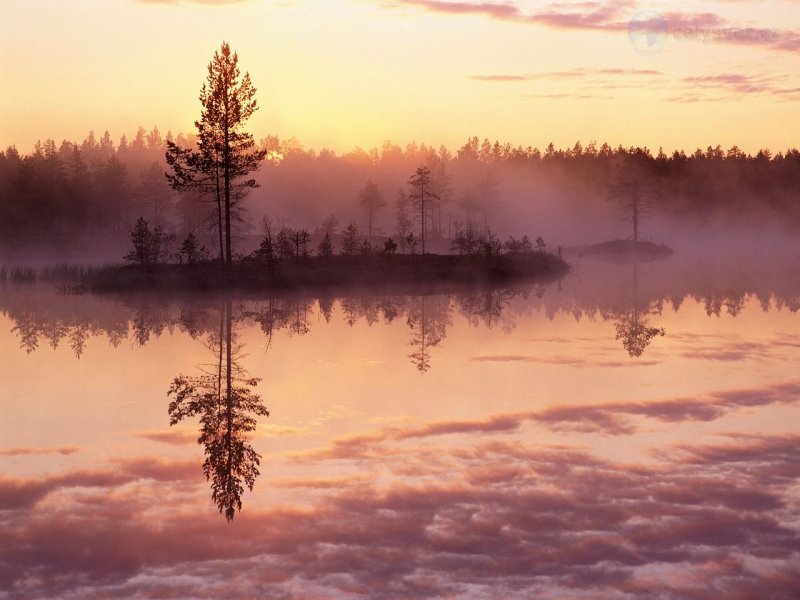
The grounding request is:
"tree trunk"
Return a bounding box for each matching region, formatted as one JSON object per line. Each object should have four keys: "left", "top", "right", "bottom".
{"left": 421, "top": 179, "right": 426, "bottom": 254}
{"left": 223, "top": 81, "right": 232, "bottom": 269}
{"left": 224, "top": 147, "right": 231, "bottom": 267}
{"left": 224, "top": 298, "right": 234, "bottom": 516}
{"left": 632, "top": 183, "right": 639, "bottom": 243}
{"left": 216, "top": 162, "right": 224, "bottom": 267}
{"left": 217, "top": 303, "right": 224, "bottom": 413}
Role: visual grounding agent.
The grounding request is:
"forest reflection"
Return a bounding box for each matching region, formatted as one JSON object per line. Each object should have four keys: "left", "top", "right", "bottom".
{"left": 167, "top": 299, "right": 268, "bottom": 521}
{"left": 2, "top": 284, "right": 561, "bottom": 372}
{"left": 5, "top": 269, "right": 800, "bottom": 366}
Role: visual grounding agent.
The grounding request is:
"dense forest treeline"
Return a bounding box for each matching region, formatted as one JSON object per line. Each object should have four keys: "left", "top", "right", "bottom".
{"left": 2, "top": 129, "right": 800, "bottom": 261}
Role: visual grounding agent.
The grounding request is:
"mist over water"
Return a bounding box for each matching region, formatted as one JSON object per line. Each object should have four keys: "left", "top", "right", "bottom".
{"left": 2, "top": 134, "right": 799, "bottom": 266}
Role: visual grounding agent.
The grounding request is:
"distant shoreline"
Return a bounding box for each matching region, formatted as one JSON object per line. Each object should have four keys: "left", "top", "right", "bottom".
{"left": 571, "top": 240, "right": 674, "bottom": 264}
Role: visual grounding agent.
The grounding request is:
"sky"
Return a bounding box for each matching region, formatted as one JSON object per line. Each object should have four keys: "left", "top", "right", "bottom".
{"left": 1, "top": 0, "right": 798, "bottom": 154}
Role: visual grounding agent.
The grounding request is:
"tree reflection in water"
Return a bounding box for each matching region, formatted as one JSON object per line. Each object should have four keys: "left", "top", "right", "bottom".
{"left": 167, "top": 299, "right": 269, "bottom": 521}
{"left": 407, "top": 295, "right": 450, "bottom": 372}
{"left": 612, "top": 264, "right": 666, "bottom": 358}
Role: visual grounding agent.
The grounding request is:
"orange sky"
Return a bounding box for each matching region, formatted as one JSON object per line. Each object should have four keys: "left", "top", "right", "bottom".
{"left": 1, "top": 0, "right": 798, "bottom": 154}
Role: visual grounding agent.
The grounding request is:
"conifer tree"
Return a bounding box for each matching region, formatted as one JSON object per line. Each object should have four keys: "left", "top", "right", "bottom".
{"left": 166, "top": 42, "right": 266, "bottom": 268}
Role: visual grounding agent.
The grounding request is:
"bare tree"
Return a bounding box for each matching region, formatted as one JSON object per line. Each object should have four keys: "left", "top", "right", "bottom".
{"left": 609, "top": 162, "right": 659, "bottom": 244}
{"left": 425, "top": 150, "right": 453, "bottom": 240}
{"left": 460, "top": 170, "right": 501, "bottom": 233}
{"left": 358, "top": 180, "right": 386, "bottom": 238}
{"left": 136, "top": 162, "right": 172, "bottom": 227}
{"left": 408, "top": 166, "right": 439, "bottom": 254}
{"left": 394, "top": 188, "right": 414, "bottom": 253}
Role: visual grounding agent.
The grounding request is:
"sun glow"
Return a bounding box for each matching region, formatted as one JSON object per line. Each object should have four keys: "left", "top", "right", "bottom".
{"left": 1, "top": 0, "right": 799, "bottom": 154}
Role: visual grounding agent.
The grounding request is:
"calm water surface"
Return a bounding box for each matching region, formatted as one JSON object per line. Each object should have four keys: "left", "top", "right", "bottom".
{"left": 1, "top": 258, "right": 799, "bottom": 599}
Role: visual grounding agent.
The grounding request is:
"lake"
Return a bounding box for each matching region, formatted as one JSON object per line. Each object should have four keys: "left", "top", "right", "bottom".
{"left": 1, "top": 255, "right": 799, "bottom": 599}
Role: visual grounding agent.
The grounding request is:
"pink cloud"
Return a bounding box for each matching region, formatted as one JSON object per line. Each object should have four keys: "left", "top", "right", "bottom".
{"left": 0, "top": 445, "right": 80, "bottom": 456}
{"left": 385, "top": 0, "right": 799, "bottom": 55}
{"left": 525, "top": 1, "right": 634, "bottom": 31}
{"left": 672, "top": 73, "right": 800, "bottom": 102}
{"left": 471, "top": 353, "right": 660, "bottom": 366}
{"left": 470, "top": 75, "right": 529, "bottom": 81}
{"left": 290, "top": 381, "right": 800, "bottom": 465}
{"left": 3, "top": 434, "right": 799, "bottom": 598}
{"left": 470, "top": 69, "right": 663, "bottom": 90}
{"left": 388, "top": 0, "right": 520, "bottom": 19}
{"left": 136, "top": 0, "right": 253, "bottom": 5}
{"left": 0, "top": 457, "right": 201, "bottom": 510}
{"left": 136, "top": 429, "right": 198, "bottom": 445}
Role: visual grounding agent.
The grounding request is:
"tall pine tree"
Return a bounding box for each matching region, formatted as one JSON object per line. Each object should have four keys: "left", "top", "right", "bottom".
{"left": 166, "top": 42, "right": 266, "bottom": 268}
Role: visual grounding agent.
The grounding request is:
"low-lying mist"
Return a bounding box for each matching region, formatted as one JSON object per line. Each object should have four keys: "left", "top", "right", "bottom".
{"left": 1, "top": 132, "right": 798, "bottom": 267}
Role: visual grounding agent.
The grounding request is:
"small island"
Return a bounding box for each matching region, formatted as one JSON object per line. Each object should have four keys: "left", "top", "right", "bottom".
{"left": 77, "top": 253, "right": 568, "bottom": 293}
{"left": 70, "top": 218, "right": 569, "bottom": 293}
{"left": 578, "top": 240, "right": 674, "bottom": 264}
